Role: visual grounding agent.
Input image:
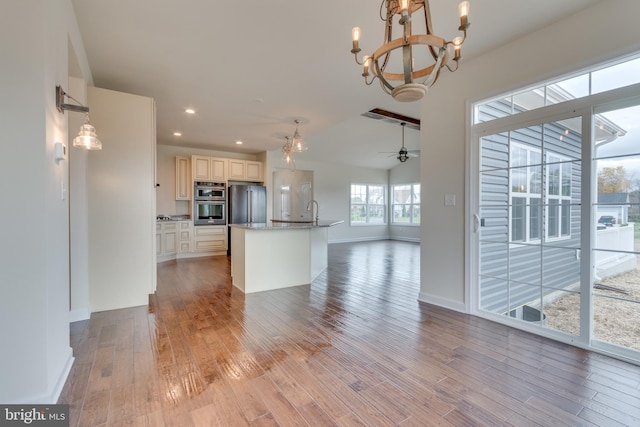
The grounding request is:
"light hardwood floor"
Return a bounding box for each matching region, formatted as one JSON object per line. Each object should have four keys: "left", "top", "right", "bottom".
{"left": 59, "top": 240, "right": 640, "bottom": 426}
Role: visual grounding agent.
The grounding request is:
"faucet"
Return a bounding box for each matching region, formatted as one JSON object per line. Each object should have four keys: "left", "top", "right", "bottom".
{"left": 306, "top": 199, "right": 319, "bottom": 224}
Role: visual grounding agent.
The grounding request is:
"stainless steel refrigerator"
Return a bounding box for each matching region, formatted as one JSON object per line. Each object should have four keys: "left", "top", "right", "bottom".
{"left": 228, "top": 184, "right": 267, "bottom": 254}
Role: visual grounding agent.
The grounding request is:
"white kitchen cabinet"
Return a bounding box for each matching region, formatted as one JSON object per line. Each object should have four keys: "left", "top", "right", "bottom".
{"left": 175, "top": 156, "right": 190, "bottom": 200}
{"left": 192, "top": 155, "right": 226, "bottom": 181}
{"left": 228, "top": 159, "right": 263, "bottom": 181}
{"left": 194, "top": 225, "right": 227, "bottom": 253}
{"left": 157, "top": 222, "right": 178, "bottom": 261}
{"left": 178, "top": 221, "right": 192, "bottom": 252}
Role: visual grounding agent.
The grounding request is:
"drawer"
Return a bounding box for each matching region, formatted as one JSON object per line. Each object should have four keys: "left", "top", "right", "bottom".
{"left": 179, "top": 241, "right": 192, "bottom": 252}
{"left": 179, "top": 221, "right": 191, "bottom": 229}
{"left": 194, "top": 239, "right": 226, "bottom": 251}
{"left": 179, "top": 231, "right": 191, "bottom": 241}
{"left": 194, "top": 226, "right": 225, "bottom": 237}
{"left": 163, "top": 222, "right": 177, "bottom": 230}
{"left": 156, "top": 223, "right": 162, "bottom": 231}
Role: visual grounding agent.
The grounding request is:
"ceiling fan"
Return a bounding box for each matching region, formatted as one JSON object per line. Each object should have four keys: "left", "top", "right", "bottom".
{"left": 379, "top": 122, "right": 420, "bottom": 162}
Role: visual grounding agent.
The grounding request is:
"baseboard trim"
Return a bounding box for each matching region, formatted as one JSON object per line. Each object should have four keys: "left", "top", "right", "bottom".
{"left": 328, "top": 237, "right": 389, "bottom": 244}
{"left": 418, "top": 292, "right": 467, "bottom": 313}
{"left": 8, "top": 348, "right": 74, "bottom": 404}
{"left": 389, "top": 236, "right": 420, "bottom": 243}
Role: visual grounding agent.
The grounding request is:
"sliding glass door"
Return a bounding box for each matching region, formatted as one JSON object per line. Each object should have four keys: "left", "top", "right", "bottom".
{"left": 477, "top": 118, "right": 583, "bottom": 338}
{"left": 473, "top": 100, "right": 640, "bottom": 362}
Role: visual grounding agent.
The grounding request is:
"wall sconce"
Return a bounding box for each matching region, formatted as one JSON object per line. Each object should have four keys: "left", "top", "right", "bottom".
{"left": 56, "top": 85, "right": 102, "bottom": 150}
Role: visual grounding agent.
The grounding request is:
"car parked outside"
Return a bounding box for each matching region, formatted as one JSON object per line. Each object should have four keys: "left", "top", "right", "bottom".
{"left": 598, "top": 215, "right": 616, "bottom": 227}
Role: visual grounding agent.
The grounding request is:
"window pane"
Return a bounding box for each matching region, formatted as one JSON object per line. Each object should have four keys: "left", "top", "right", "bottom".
{"left": 368, "top": 205, "right": 385, "bottom": 223}
{"left": 530, "top": 198, "right": 541, "bottom": 240}
{"left": 513, "top": 86, "right": 545, "bottom": 112}
{"left": 548, "top": 163, "right": 560, "bottom": 196}
{"left": 512, "top": 197, "right": 526, "bottom": 242}
{"left": 412, "top": 205, "right": 420, "bottom": 224}
{"left": 351, "top": 205, "right": 366, "bottom": 223}
{"left": 512, "top": 168, "right": 527, "bottom": 193}
{"left": 562, "top": 163, "right": 572, "bottom": 196}
{"left": 547, "top": 73, "right": 590, "bottom": 102}
{"left": 530, "top": 166, "right": 542, "bottom": 194}
{"left": 393, "top": 205, "right": 411, "bottom": 223}
{"left": 368, "top": 186, "right": 385, "bottom": 204}
{"left": 475, "top": 96, "right": 512, "bottom": 123}
{"left": 561, "top": 200, "right": 571, "bottom": 236}
{"left": 351, "top": 185, "right": 366, "bottom": 203}
{"left": 592, "top": 56, "right": 640, "bottom": 95}
{"left": 413, "top": 184, "right": 420, "bottom": 203}
{"left": 393, "top": 185, "right": 411, "bottom": 203}
{"left": 548, "top": 199, "right": 559, "bottom": 238}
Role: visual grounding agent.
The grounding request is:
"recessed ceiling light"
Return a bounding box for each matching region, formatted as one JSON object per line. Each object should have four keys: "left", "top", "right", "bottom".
{"left": 173, "top": 132, "right": 182, "bottom": 136}
{"left": 235, "top": 140, "right": 243, "bottom": 145}
{"left": 185, "top": 108, "right": 195, "bottom": 114}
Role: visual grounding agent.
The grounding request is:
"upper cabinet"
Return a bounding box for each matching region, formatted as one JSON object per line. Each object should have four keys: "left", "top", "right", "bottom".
{"left": 228, "top": 159, "right": 263, "bottom": 181}
{"left": 192, "top": 155, "right": 226, "bottom": 181}
{"left": 175, "top": 156, "right": 190, "bottom": 200}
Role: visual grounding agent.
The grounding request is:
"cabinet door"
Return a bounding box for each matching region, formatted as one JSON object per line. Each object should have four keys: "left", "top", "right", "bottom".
{"left": 246, "top": 161, "right": 262, "bottom": 181}
{"left": 228, "top": 159, "right": 246, "bottom": 180}
{"left": 192, "top": 156, "right": 211, "bottom": 180}
{"left": 211, "top": 158, "right": 227, "bottom": 181}
{"left": 163, "top": 230, "right": 178, "bottom": 254}
{"left": 175, "top": 156, "right": 190, "bottom": 200}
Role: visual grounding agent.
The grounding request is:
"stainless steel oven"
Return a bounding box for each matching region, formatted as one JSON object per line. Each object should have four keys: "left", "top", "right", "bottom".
{"left": 194, "top": 181, "right": 225, "bottom": 200}
{"left": 194, "top": 200, "right": 226, "bottom": 225}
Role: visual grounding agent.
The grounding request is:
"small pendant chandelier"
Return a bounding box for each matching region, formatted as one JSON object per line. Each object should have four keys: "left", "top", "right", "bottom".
{"left": 350, "top": 0, "right": 470, "bottom": 102}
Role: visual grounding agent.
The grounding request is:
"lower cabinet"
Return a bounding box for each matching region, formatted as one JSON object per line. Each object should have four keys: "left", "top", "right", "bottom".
{"left": 157, "top": 221, "right": 226, "bottom": 262}
{"left": 178, "top": 221, "right": 192, "bottom": 252}
{"left": 194, "top": 225, "right": 227, "bottom": 252}
{"left": 157, "top": 222, "right": 178, "bottom": 261}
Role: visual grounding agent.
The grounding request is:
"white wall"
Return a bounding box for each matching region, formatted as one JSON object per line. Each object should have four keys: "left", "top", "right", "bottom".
{"left": 389, "top": 158, "right": 420, "bottom": 241}
{"left": 0, "top": 0, "right": 91, "bottom": 403}
{"left": 88, "top": 87, "right": 156, "bottom": 312}
{"left": 419, "top": 0, "right": 640, "bottom": 311}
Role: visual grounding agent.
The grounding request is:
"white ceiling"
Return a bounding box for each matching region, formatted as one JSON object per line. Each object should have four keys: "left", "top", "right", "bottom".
{"left": 71, "top": 0, "right": 600, "bottom": 170}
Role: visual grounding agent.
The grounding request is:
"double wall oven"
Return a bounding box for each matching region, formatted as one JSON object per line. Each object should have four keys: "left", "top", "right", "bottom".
{"left": 193, "top": 181, "right": 226, "bottom": 225}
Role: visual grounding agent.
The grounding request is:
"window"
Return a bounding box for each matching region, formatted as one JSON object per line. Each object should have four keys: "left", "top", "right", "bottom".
{"left": 510, "top": 143, "right": 541, "bottom": 243}
{"left": 350, "top": 184, "right": 386, "bottom": 225}
{"left": 546, "top": 154, "right": 572, "bottom": 239}
{"left": 474, "top": 54, "right": 640, "bottom": 124}
{"left": 509, "top": 143, "right": 572, "bottom": 243}
{"left": 392, "top": 183, "right": 420, "bottom": 225}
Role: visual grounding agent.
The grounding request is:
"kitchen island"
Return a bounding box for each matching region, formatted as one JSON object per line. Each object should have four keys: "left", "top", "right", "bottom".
{"left": 229, "top": 220, "right": 343, "bottom": 293}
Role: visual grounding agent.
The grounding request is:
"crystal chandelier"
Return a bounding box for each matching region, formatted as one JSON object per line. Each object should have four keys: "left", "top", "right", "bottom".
{"left": 282, "top": 136, "right": 296, "bottom": 169}
{"left": 350, "top": 0, "right": 470, "bottom": 102}
{"left": 281, "top": 120, "right": 308, "bottom": 168}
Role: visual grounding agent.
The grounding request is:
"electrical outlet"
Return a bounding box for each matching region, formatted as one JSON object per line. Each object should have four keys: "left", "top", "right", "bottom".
{"left": 444, "top": 194, "right": 456, "bottom": 206}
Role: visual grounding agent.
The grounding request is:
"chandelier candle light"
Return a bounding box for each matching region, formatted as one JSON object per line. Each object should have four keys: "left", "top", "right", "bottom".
{"left": 351, "top": 0, "right": 470, "bottom": 102}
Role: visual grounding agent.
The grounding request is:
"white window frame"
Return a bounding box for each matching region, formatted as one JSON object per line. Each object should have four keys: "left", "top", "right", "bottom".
{"left": 391, "top": 183, "right": 420, "bottom": 225}
{"left": 545, "top": 153, "right": 572, "bottom": 241}
{"left": 350, "top": 183, "right": 387, "bottom": 225}
{"left": 509, "top": 143, "right": 572, "bottom": 243}
{"left": 509, "top": 142, "right": 542, "bottom": 243}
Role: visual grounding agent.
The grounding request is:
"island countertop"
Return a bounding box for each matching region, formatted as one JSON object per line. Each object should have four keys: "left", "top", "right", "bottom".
{"left": 229, "top": 220, "right": 343, "bottom": 230}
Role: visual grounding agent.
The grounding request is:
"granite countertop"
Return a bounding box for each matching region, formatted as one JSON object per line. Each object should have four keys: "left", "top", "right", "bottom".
{"left": 156, "top": 215, "right": 191, "bottom": 222}
{"left": 229, "top": 220, "right": 343, "bottom": 230}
